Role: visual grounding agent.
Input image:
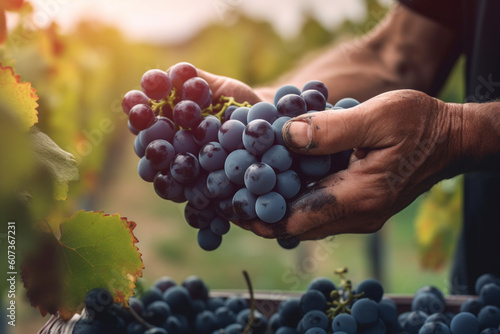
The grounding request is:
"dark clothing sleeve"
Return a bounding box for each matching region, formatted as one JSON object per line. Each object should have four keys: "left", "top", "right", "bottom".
{"left": 398, "top": 0, "right": 462, "bottom": 31}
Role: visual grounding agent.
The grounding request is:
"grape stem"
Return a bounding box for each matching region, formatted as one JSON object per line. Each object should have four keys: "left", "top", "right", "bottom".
{"left": 242, "top": 270, "right": 255, "bottom": 334}
{"left": 126, "top": 304, "right": 153, "bottom": 330}
{"left": 150, "top": 88, "right": 177, "bottom": 115}
{"left": 326, "top": 267, "right": 365, "bottom": 319}
{"left": 202, "top": 96, "right": 252, "bottom": 121}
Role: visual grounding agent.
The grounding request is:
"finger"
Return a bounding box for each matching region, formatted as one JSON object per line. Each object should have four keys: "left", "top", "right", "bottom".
{"left": 282, "top": 93, "right": 401, "bottom": 155}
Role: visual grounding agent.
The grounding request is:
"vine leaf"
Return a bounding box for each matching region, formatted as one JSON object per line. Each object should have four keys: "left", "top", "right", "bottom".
{"left": 0, "top": 63, "right": 38, "bottom": 130}
{"left": 30, "top": 128, "right": 79, "bottom": 200}
{"left": 21, "top": 211, "right": 144, "bottom": 320}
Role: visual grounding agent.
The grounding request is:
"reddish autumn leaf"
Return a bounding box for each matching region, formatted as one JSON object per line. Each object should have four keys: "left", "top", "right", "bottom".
{"left": 22, "top": 211, "right": 144, "bottom": 320}
{"left": 0, "top": 0, "right": 25, "bottom": 43}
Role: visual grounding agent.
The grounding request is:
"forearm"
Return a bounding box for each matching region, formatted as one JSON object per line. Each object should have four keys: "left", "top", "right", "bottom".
{"left": 256, "top": 5, "right": 456, "bottom": 105}
{"left": 458, "top": 101, "right": 500, "bottom": 172}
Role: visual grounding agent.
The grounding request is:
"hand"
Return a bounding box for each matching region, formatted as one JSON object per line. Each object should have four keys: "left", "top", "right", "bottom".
{"left": 197, "top": 69, "right": 267, "bottom": 105}
{"left": 234, "top": 89, "right": 464, "bottom": 240}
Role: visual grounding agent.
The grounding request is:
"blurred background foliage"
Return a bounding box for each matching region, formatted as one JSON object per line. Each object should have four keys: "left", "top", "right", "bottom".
{"left": 0, "top": 0, "right": 464, "bottom": 332}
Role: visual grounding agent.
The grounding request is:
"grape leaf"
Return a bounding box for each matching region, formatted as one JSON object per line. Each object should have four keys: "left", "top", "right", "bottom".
{"left": 22, "top": 211, "right": 144, "bottom": 320}
{"left": 0, "top": 63, "right": 38, "bottom": 130}
{"left": 30, "top": 128, "right": 79, "bottom": 200}
{"left": 415, "top": 177, "right": 462, "bottom": 270}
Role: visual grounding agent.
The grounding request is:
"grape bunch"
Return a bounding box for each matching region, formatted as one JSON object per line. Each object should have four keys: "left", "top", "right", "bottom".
{"left": 122, "top": 62, "right": 355, "bottom": 251}
{"left": 71, "top": 271, "right": 500, "bottom": 334}
{"left": 270, "top": 271, "right": 500, "bottom": 334}
{"left": 73, "top": 275, "right": 268, "bottom": 334}
{"left": 271, "top": 267, "right": 395, "bottom": 334}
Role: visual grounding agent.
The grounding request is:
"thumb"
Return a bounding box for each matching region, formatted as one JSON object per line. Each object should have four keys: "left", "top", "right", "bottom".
{"left": 282, "top": 102, "right": 394, "bottom": 155}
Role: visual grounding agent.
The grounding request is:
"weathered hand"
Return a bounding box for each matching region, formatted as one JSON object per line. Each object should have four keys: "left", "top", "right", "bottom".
{"left": 234, "top": 89, "right": 464, "bottom": 240}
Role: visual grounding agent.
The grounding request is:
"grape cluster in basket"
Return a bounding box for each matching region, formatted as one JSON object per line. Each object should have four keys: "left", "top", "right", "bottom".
{"left": 122, "top": 62, "right": 354, "bottom": 251}
{"left": 72, "top": 271, "right": 500, "bottom": 334}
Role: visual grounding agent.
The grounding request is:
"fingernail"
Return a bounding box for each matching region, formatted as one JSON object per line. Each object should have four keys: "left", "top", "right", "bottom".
{"left": 283, "top": 120, "right": 311, "bottom": 149}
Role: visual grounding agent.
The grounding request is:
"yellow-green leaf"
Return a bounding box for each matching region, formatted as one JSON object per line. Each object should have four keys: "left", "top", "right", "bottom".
{"left": 0, "top": 63, "right": 38, "bottom": 130}
{"left": 21, "top": 211, "right": 144, "bottom": 320}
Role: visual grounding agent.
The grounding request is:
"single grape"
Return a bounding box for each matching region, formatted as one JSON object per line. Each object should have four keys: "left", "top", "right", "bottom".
{"left": 210, "top": 217, "right": 230, "bottom": 236}
{"left": 223, "top": 105, "right": 239, "bottom": 121}
{"left": 460, "top": 298, "right": 483, "bottom": 315}
{"left": 277, "top": 237, "right": 300, "bottom": 250}
{"left": 128, "top": 120, "right": 140, "bottom": 135}
{"left": 278, "top": 298, "right": 301, "bottom": 328}
{"left": 334, "top": 97, "right": 360, "bottom": 109}
{"left": 255, "top": 192, "right": 286, "bottom": 223}
{"left": 307, "top": 277, "right": 336, "bottom": 301}
{"left": 261, "top": 145, "right": 293, "bottom": 172}
{"left": 400, "top": 311, "right": 428, "bottom": 334}
{"left": 229, "top": 106, "right": 250, "bottom": 125}
{"left": 172, "top": 129, "right": 199, "bottom": 155}
{"left": 154, "top": 171, "right": 184, "bottom": 200}
{"left": 169, "top": 62, "right": 197, "bottom": 91}
{"left": 143, "top": 300, "right": 171, "bottom": 326}
{"left": 224, "top": 149, "right": 258, "bottom": 185}
{"left": 206, "top": 169, "right": 236, "bottom": 198}
{"left": 275, "top": 170, "right": 301, "bottom": 199}
{"left": 242, "top": 119, "right": 275, "bottom": 156}
{"left": 170, "top": 153, "right": 200, "bottom": 184}
{"left": 199, "top": 142, "right": 227, "bottom": 172}
{"left": 182, "top": 77, "right": 211, "bottom": 108}
{"left": 332, "top": 313, "right": 358, "bottom": 334}
{"left": 129, "top": 104, "right": 155, "bottom": 131}
{"left": 197, "top": 228, "right": 222, "bottom": 251}
{"left": 475, "top": 274, "right": 500, "bottom": 295}
{"left": 214, "top": 306, "right": 236, "bottom": 328}
{"left": 351, "top": 298, "right": 379, "bottom": 325}
{"left": 247, "top": 101, "right": 279, "bottom": 124}
{"left": 184, "top": 202, "right": 215, "bottom": 229}
{"left": 153, "top": 276, "right": 177, "bottom": 293}
{"left": 193, "top": 115, "right": 221, "bottom": 146}
{"left": 412, "top": 291, "right": 445, "bottom": 314}
{"left": 276, "top": 94, "right": 307, "bottom": 117}
{"left": 478, "top": 305, "right": 500, "bottom": 329}
{"left": 272, "top": 116, "right": 291, "bottom": 146}
{"left": 141, "top": 69, "right": 172, "bottom": 100}
{"left": 138, "top": 157, "right": 158, "bottom": 182}
{"left": 173, "top": 100, "right": 203, "bottom": 129}
{"left": 232, "top": 188, "right": 257, "bottom": 219}
{"left": 133, "top": 135, "right": 146, "bottom": 158}
{"left": 244, "top": 162, "right": 276, "bottom": 195}
{"left": 140, "top": 116, "right": 177, "bottom": 147}
{"left": 145, "top": 139, "right": 176, "bottom": 170}
{"left": 273, "top": 85, "right": 301, "bottom": 106}
{"left": 162, "top": 286, "right": 193, "bottom": 315}
{"left": 301, "top": 89, "right": 327, "bottom": 111}
{"left": 140, "top": 287, "right": 164, "bottom": 307}
{"left": 480, "top": 283, "right": 500, "bottom": 307}
{"left": 218, "top": 119, "right": 245, "bottom": 152}
{"left": 122, "top": 90, "right": 149, "bottom": 115}
{"left": 302, "top": 310, "right": 329, "bottom": 331}
{"left": 356, "top": 278, "right": 384, "bottom": 303}
{"left": 182, "top": 275, "right": 209, "bottom": 300}
{"left": 450, "top": 312, "right": 479, "bottom": 334}
{"left": 299, "top": 155, "right": 331, "bottom": 178}
{"left": 300, "top": 289, "right": 327, "bottom": 314}
{"left": 302, "top": 80, "right": 329, "bottom": 100}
